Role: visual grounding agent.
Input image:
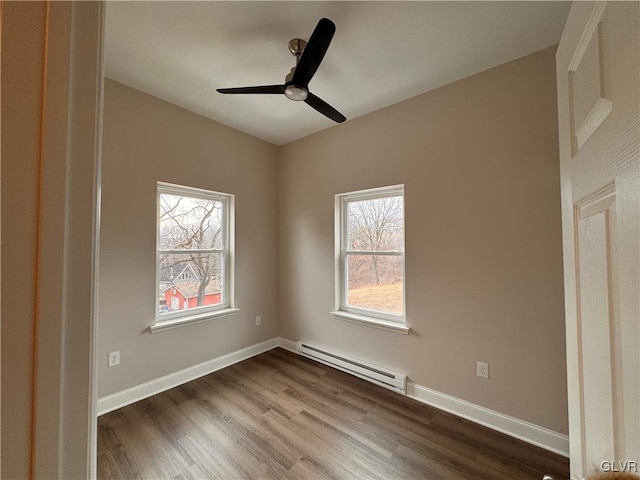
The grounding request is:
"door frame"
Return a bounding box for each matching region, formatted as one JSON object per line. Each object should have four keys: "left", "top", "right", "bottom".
{"left": 33, "top": 2, "right": 104, "bottom": 478}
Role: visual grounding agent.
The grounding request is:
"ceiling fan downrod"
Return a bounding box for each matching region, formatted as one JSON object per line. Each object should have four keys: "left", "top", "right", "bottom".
{"left": 288, "top": 38, "right": 307, "bottom": 64}
{"left": 285, "top": 38, "right": 309, "bottom": 101}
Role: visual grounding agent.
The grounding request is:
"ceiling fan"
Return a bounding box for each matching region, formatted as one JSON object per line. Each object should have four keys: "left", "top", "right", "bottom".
{"left": 217, "top": 18, "right": 346, "bottom": 123}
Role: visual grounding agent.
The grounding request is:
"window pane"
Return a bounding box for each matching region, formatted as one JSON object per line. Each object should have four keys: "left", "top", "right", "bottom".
{"left": 158, "top": 252, "right": 223, "bottom": 315}
{"left": 159, "top": 193, "right": 224, "bottom": 250}
{"left": 347, "top": 196, "right": 403, "bottom": 251}
{"left": 346, "top": 254, "right": 403, "bottom": 315}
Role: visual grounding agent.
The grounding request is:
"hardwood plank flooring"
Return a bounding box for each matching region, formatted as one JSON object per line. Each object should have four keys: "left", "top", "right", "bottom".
{"left": 97, "top": 348, "right": 569, "bottom": 479}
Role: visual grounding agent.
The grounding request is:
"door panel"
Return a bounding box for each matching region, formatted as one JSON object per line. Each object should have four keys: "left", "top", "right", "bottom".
{"left": 576, "top": 187, "right": 617, "bottom": 465}
{"left": 557, "top": 1, "right": 639, "bottom": 478}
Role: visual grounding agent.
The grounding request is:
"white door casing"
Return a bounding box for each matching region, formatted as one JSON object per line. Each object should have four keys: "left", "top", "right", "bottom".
{"left": 556, "top": 1, "right": 639, "bottom": 479}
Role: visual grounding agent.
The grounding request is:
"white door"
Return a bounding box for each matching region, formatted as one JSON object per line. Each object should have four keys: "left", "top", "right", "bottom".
{"left": 556, "top": 2, "right": 639, "bottom": 478}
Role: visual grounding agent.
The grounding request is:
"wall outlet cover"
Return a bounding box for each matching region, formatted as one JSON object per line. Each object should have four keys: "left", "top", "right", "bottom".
{"left": 108, "top": 351, "right": 120, "bottom": 367}
{"left": 477, "top": 361, "right": 489, "bottom": 379}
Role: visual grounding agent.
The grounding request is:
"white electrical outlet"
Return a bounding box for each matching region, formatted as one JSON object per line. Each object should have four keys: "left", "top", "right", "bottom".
{"left": 477, "top": 361, "right": 489, "bottom": 379}
{"left": 108, "top": 351, "right": 120, "bottom": 367}
{"left": 255, "top": 316, "right": 261, "bottom": 326}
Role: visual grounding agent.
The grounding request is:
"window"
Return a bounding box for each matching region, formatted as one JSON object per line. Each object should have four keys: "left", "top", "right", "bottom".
{"left": 154, "top": 182, "right": 236, "bottom": 330}
{"left": 333, "top": 185, "right": 407, "bottom": 332}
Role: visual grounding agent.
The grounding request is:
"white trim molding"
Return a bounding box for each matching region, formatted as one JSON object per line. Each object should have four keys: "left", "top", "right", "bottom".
{"left": 566, "top": 1, "right": 607, "bottom": 72}
{"left": 330, "top": 311, "right": 410, "bottom": 334}
{"left": 280, "top": 336, "right": 568, "bottom": 456}
{"left": 575, "top": 97, "right": 612, "bottom": 150}
{"left": 149, "top": 308, "right": 240, "bottom": 333}
{"left": 407, "top": 382, "right": 570, "bottom": 457}
{"left": 98, "top": 335, "right": 569, "bottom": 460}
{"left": 277, "top": 337, "right": 298, "bottom": 353}
{"left": 97, "top": 338, "right": 278, "bottom": 415}
{"left": 567, "top": 1, "right": 609, "bottom": 156}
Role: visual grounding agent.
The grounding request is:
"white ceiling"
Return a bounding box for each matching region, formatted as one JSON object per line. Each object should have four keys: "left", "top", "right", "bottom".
{"left": 105, "top": 1, "right": 570, "bottom": 146}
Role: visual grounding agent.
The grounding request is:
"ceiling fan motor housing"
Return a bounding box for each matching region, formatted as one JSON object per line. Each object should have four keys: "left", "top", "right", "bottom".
{"left": 284, "top": 84, "right": 308, "bottom": 101}
{"left": 284, "top": 65, "right": 308, "bottom": 101}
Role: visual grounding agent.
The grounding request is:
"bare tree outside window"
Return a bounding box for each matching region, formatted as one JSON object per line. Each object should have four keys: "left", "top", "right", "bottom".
{"left": 158, "top": 190, "right": 226, "bottom": 315}
{"left": 343, "top": 193, "right": 404, "bottom": 316}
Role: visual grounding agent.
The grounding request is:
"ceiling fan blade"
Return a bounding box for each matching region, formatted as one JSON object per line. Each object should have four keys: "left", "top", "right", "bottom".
{"left": 305, "top": 92, "right": 346, "bottom": 123}
{"left": 291, "top": 18, "right": 336, "bottom": 87}
{"left": 217, "top": 85, "right": 285, "bottom": 94}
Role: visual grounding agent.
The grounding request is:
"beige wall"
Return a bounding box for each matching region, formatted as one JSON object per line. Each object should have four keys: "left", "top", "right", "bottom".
{"left": 278, "top": 46, "right": 568, "bottom": 434}
{"left": 99, "top": 47, "right": 567, "bottom": 434}
{"left": 98, "top": 80, "right": 279, "bottom": 397}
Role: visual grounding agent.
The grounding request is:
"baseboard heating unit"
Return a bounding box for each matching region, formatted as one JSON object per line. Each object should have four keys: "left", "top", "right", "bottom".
{"left": 296, "top": 341, "right": 407, "bottom": 394}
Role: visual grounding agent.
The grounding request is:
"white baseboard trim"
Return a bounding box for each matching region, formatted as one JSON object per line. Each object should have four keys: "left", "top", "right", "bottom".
{"left": 97, "top": 337, "right": 279, "bottom": 416}
{"left": 98, "top": 334, "right": 569, "bottom": 459}
{"left": 278, "top": 336, "right": 568, "bottom": 456}
{"left": 407, "top": 382, "right": 570, "bottom": 457}
{"left": 277, "top": 336, "right": 298, "bottom": 353}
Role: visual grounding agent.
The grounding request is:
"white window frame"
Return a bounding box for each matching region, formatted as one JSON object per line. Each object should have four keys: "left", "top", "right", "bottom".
{"left": 331, "top": 185, "right": 408, "bottom": 334}
{"left": 152, "top": 182, "right": 237, "bottom": 333}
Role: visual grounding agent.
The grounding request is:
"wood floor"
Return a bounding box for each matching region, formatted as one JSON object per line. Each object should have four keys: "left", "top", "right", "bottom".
{"left": 97, "top": 348, "right": 569, "bottom": 479}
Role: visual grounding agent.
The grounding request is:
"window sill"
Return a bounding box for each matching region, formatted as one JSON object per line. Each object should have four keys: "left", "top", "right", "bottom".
{"left": 330, "top": 311, "right": 410, "bottom": 334}
{"left": 150, "top": 308, "right": 240, "bottom": 333}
